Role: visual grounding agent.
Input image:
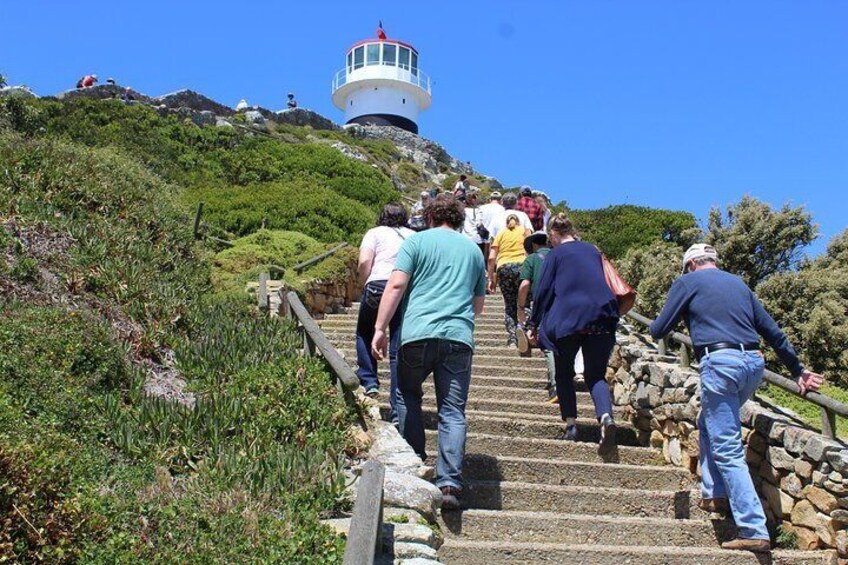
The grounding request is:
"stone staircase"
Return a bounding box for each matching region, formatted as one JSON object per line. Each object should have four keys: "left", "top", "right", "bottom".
{"left": 319, "top": 295, "right": 833, "bottom": 564}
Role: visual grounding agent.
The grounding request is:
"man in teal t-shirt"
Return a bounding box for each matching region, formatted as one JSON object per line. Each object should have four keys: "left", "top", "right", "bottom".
{"left": 372, "top": 196, "right": 486, "bottom": 511}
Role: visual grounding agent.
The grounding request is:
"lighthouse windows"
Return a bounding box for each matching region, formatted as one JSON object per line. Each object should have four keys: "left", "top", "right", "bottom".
{"left": 366, "top": 44, "right": 380, "bottom": 65}
{"left": 383, "top": 44, "right": 397, "bottom": 66}
{"left": 353, "top": 46, "right": 364, "bottom": 69}
{"left": 399, "top": 47, "right": 410, "bottom": 70}
{"left": 411, "top": 52, "right": 419, "bottom": 76}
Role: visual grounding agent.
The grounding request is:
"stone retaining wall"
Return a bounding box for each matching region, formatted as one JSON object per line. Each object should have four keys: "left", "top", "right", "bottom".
{"left": 300, "top": 252, "right": 362, "bottom": 319}
{"left": 609, "top": 324, "right": 848, "bottom": 553}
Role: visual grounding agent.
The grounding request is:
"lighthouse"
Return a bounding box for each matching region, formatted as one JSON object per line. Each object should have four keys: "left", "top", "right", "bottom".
{"left": 332, "top": 24, "right": 432, "bottom": 134}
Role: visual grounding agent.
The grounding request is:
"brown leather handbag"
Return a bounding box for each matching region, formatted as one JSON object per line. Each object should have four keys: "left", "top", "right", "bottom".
{"left": 601, "top": 253, "right": 636, "bottom": 315}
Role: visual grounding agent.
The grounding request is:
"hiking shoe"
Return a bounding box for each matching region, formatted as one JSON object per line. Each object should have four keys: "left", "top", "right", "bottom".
{"left": 547, "top": 389, "right": 559, "bottom": 404}
{"left": 698, "top": 497, "right": 730, "bottom": 513}
{"left": 721, "top": 538, "right": 771, "bottom": 553}
{"left": 440, "top": 486, "right": 462, "bottom": 511}
{"left": 598, "top": 413, "right": 617, "bottom": 455}
{"left": 516, "top": 328, "right": 531, "bottom": 354}
{"left": 563, "top": 424, "right": 577, "bottom": 441}
{"left": 364, "top": 386, "right": 379, "bottom": 398}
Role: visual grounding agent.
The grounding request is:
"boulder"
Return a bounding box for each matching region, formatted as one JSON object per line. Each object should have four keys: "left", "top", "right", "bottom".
{"left": 805, "top": 485, "right": 840, "bottom": 513}
{"left": 56, "top": 84, "right": 152, "bottom": 104}
{"left": 784, "top": 426, "right": 816, "bottom": 455}
{"left": 369, "top": 421, "right": 430, "bottom": 478}
{"left": 804, "top": 436, "right": 842, "bottom": 462}
{"left": 385, "top": 523, "right": 441, "bottom": 548}
{"left": 273, "top": 107, "right": 340, "bottom": 131}
{"left": 781, "top": 473, "right": 805, "bottom": 498}
{"left": 768, "top": 446, "right": 796, "bottom": 471}
{"left": 795, "top": 459, "right": 815, "bottom": 479}
{"left": 390, "top": 541, "right": 438, "bottom": 560}
{"left": 791, "top": 499, "right": 820, "bottom": 529}
{"left": 827, "top": 450, "right": 848, "bottom": 475}
{"left": 383, "top": 470, "right": 442, "bottom": 522}
{"left": 0, "top": 86, "right": 36, "bottom": 98}
{"left": 243, "top": 110, "right": 266, "bottom": 125}
{"left": 763, "top": 481, "right": 795, "bottom": 518}
{"left": 155, "top": 89, "right": 234, "bottom": 116}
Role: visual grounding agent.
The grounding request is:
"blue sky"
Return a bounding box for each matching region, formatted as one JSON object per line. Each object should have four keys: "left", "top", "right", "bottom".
{"left": 3, "top": 1, "right": 846, "bottom": 255}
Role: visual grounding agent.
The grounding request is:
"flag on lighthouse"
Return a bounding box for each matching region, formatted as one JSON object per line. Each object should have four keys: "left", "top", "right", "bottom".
{"left": 377, "top": 21, "right": 387, "bottom": 40}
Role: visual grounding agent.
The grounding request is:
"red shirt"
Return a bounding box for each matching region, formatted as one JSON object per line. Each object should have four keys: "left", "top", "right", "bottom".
{"left": 516, "top": 196, "right": 544, "bottom": 231}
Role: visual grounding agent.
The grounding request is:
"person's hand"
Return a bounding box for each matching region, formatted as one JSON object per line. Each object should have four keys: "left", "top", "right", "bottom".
{"left": 487, "top": 278, "right": 497, "bottom": 294}
{"left": 372, "top": 328, "right": 388, "bottom": 361}
{"left": 526, "top": 327, "right": 538, "bottom": 347}
{"left": 798, "top": 370, "right": 825, "bottom": 395}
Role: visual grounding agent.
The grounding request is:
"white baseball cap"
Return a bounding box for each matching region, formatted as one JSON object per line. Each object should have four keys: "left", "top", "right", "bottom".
{"left": 683, "top": 243, "right": 718, "bottom": 273}
{"left": 490, "top": 191, "right": 502, "bottom": 199}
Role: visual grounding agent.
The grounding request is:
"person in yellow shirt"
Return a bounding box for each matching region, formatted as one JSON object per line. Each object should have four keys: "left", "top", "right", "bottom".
{"left": 488, "top": 214, "right": 527, "bottom": 346}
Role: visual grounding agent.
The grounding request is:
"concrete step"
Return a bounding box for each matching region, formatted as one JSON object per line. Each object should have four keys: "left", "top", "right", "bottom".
{"left": 439, "top": 509, "right": 733, "bottom": 547}
{"left": 379, "top": 397, "right": 606, "bottom": 419}
{"left": 460, "top": 481, "right": 695, "bottom": 517}
{"left": 458, "top": 454, "right": 692, "bottom": 491}
{"left": 427, "top": 431, "right": 666, "bottom": 466}
{"left": 336, "top": 348, "right": 549, "bottom": 368}
{"left": 437, "top": 540, "right": 833, "bottom": 565}
{"left": 378, "top": 372, "right": 561, "bottom": 388}
{"left": 322, "top": 313, "right": 513, "bottom": 324}
{"left": 325, "top": 332, "right": 527, "bottom": 349}
{"left": 321, "top": 328, "right": 516, "bottom": 340}
{"left": 420, "top": 382, "right": 591, "bottom": 403}
{"left": 383, "top": 407, "right": 641, "bottom": 444}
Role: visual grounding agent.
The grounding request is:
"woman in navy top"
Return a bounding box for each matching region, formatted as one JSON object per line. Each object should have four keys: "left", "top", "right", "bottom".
{"left": 528, "top": 214, "right": 619, "bottom": 453}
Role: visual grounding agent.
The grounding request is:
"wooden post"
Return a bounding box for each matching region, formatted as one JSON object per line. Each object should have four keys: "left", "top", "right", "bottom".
{"left": 258, "top": 272, "right": 269, "bottom": 311}
{"left": 679, "top": 343, "right": 691, "bottom": 368}
{"left": 193, "top": 202, "right": 204, "bottom": 239}
{"left": 342, "top": 460, "right": 385, "bottom": 565}
{"left": 821, "top": 406, "right": 837, "bottom": 440}
{"left": 303, "top": 332, "right": 315, "bottom": 356}
{"left": 280, "top": 290, "right": 292, "bottom": 319}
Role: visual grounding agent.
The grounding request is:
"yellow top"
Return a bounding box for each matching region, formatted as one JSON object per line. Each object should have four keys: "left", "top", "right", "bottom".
{"left": 492, "top": 226, "right": 526, "bottom": 268}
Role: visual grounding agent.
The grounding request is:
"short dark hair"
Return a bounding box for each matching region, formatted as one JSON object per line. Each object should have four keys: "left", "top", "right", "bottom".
{"left": 377, "top": 203, "right": 409, "bottom": 228}
{"left": 501, "top": 193, "right": 517, "bottom": 209}
{"left": 424, "top": 195, "right": 465, "bottom": 229}
{"left": 460, "top": 174, "right": 467, "bottom": 181}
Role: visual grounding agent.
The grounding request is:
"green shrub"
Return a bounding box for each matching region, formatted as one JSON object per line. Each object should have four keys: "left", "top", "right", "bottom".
{"left": 555, "top": 204, "right": 700, "bottom": 259}
{"left": 186, "top": 180, "right": 374, "bottom": 242}
{"left": 617, "top": 242, "right": 683, "bottom": 318}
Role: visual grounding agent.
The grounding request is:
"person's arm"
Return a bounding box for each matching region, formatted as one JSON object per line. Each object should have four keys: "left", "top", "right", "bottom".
{"left": 487, "top": 244, "right": 499, "bottom": 293}
{"left": 357, "top": 247, "right": 375, "bottom": 285}
{"left": 649, "top": 278, "right": 691, "bottom": 339}
{"left": 473, "top": 254, "right": 487, "bottom": 316}
{"left": 517, "top": 280, "right": 531, "bottom": 325}
{"left": 751, "top": 293, "right": 804, "bottom": 377}
{"left": 372, "top": 270, "right": 410, "bottom": 360}
{"left": 750, "top": 293, "right": 825, "bottom": 393}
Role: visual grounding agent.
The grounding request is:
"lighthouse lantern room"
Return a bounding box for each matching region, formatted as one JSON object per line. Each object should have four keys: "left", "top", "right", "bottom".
{"left": 332, "top": 25, "right": 431, "bottom": 134}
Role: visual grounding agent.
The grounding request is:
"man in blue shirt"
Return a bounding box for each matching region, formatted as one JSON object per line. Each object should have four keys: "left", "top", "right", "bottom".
{"left": 651, "top": 244, "right": 823, "bottom": 553}
{"left": 373, "top": 196, "right": 487, "bottom": 511}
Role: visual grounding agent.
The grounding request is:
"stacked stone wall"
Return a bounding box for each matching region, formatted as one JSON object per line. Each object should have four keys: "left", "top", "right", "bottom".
{"left": 609, "top": 323, "right": 848, "bottom": 553}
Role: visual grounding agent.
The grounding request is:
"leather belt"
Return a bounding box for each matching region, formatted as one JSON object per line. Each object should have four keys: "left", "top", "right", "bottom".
{"left": 695, "top": 342, "right": 761, "bottom": 360}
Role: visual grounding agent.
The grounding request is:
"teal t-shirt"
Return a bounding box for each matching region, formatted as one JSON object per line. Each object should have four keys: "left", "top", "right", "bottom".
{"left": 519, "top": 247, "right": 550, "bottom": 299}
{"left": 394, "top": 228, "right": 487, "bottom": 349}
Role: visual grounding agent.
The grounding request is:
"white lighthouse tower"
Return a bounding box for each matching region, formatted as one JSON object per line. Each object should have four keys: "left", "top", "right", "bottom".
{"left": 331, "top": 25, "right": 432, "bottom": 134}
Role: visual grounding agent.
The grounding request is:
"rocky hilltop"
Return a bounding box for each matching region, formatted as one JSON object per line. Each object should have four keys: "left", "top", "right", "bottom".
{"left": 2, "top": 83, "right": 501, "bottom": 195}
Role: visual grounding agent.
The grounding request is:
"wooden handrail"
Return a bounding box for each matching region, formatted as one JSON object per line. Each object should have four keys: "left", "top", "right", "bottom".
{"left": 342, "top": 459, "right": 385, "bottom": 565}
{"left": 283, "top": 290, "right": 360, "bottom": 391}
{"left": 624, "top": 310, "right": 848, "bottom": 439}
{"left": 293, "top": 242, "right": 349, "bottom": 274}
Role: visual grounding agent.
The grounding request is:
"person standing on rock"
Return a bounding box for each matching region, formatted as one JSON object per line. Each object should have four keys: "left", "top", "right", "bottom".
{"left": 527, "top": 214, "right": 619, "bottom": 451}
{"left": 372, "top": 195, "right": 487, "bottom": 511}
{"left": 355, "top": 204, "right": 415, "bottom": 422}
{"left": 287, "top": 92, "right": 297, "bottom": 109}
{"left": 76, "top": 74, "right": 97, "bottom": 89}
{"left": 650, "top": 243, "right": 824, "bottom": 553}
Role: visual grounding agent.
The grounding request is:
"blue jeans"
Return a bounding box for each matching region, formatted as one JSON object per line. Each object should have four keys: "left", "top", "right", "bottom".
{"left": 553, "top": 333, "right": 615, "bottom": 421}
{"left": 396, "top": 338, "right": 473, "bottom": 490}
{"left": 355, "top": 281, "right": 401, "bottom": 417}
{"left": 698, "top": 349, "right": 768, "bottom": 540}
